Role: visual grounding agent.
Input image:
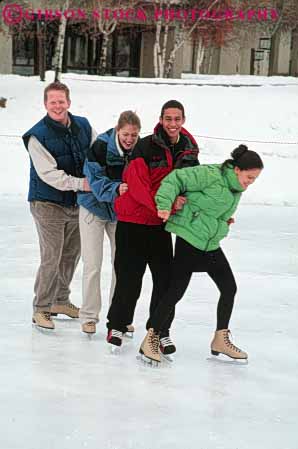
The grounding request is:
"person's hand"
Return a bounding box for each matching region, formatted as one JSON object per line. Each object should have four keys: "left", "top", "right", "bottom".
{"left": 174, "top": 195, "right": 187, "bottom": 210}
{"left": 119, "top": 183, "right": 128, "bottom": 196}
{"left": 227, "top": 217, "right": 235, "bottom": 225}
{"left": 83, "top": 178, "right": 91, "bottom": 192}
{"left": 158, "top": 210, "right": 170, "bottom": 222}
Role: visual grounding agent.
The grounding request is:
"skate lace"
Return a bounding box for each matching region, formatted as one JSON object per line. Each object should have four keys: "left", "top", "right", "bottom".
{"left": 111, "top": 330, "right": 122, "bottom": 338}
{"left": 149, "top": 330, "right": 160, "bottom": 354}
{"left": 160, "top": 336, "right": 173, "bottom": 348}
{"left": 68, "top": 303, "right": 78, "bottom": 311}
{"left": 223, "top": 330, "right": 241, "bottom": 353}
{"left": 85, "top": 321, "right": 95, "bottom": 327}
{"left": 42, "top": 312, "right": 52, "bottom": 321}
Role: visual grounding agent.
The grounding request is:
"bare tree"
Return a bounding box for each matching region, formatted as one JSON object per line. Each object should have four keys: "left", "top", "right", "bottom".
{"left": 54, "top": 0, "right": 70, "bottom": 81}
{"left": 267, "top": 0, "right": 298, "bottom": 75}
{"left": 149, "top": 0, "right": 232, "bottom": 78}
{"left": 191, "top": 7, "right": 235, "bottom": 74}
{"left": 164, "top": 0, "right": 224, "bottom": 77}
{"left": 91, "top": 0, "right": 118, "bottom": 75}
{"left": 151, "top": 0, "right": 291, "bottom": 77}
{"left": 89, "top": 0, "right": 139, "bottom": 75}
{"left": 153, "top": 0, "right": 172, "bottom": 77}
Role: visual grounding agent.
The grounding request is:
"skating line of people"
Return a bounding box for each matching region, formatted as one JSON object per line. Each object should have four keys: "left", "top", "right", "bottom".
{"left": 23, "top": 82, "right": 263, "bottom": 365}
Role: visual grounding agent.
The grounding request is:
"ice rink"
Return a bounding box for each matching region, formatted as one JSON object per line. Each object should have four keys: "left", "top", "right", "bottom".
{"left": 0, "top": 73, "right": 297, "bottom": 448}
{"left": 0, "top": 199, "right": 297, "bottom": 449}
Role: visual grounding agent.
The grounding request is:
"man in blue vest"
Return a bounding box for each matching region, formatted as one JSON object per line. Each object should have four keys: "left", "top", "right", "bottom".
{"left": 23, "top": 82, "right": 97, "bottom": 329}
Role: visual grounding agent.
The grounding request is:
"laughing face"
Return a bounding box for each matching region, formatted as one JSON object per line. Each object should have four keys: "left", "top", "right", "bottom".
{"left": 234, "top": 166, "right": 262, "bottom": 190}
{"left": 44, "top": 90, "right": 71, "bottom": 126}
{"left": 159, "top": 107, "right": 185, "bottom": 143}
{"left": 117, "top": 124, "right": 140, "bottom": 151}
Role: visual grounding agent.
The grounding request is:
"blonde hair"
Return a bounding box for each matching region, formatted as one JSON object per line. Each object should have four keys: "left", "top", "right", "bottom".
{"left": 116, "top": 111, "right": 141, "bottom": 131}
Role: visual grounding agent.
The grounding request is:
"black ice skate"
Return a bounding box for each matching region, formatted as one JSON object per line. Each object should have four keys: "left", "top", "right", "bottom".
{"left": 160, "top": 336, "right": 176, "bottom": 356}
{"left": 107, "top": 329, "right": 123, "bottom": 351}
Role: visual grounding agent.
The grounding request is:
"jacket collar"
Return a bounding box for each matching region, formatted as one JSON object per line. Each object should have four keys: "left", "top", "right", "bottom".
{"left": 152, "top": 123, "right": 198, "bottom": 153}
{"left": 44, "top": 112, "right": 80, "bottom": 137}
{"left": 223, "top": 164, "right": 244, "bottom": 192}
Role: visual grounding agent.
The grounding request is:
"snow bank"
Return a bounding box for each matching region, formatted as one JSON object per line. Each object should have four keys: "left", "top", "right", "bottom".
{"left": 0, "top": 71, "right": 297, "bottom": 206}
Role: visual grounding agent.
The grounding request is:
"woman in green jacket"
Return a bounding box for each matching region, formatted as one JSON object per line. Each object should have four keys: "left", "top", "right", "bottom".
{"left": 139, "top": 145, "right": 263, "bottom": 364}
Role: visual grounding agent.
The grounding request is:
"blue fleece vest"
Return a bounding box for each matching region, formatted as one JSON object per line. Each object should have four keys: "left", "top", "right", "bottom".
{"left": 23, "top": 113, "right": 91, "bottom": 207}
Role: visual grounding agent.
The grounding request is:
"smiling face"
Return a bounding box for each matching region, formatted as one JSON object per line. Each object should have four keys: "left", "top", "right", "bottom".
{"left": 44, "top": 90, "right": 71, "bottom": 126}
{"left": 117, "top": 124, "right": 140, "bottom": 151}
{"left": 159, "top": 107, "right": 185, "bottom": 143}
{"left": 234, "top": 166, "right": 262, "bottom": 190}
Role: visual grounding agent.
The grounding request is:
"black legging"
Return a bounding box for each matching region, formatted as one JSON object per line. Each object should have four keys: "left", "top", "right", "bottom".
{"left": 107, "top": 221, "right": 173, "bottom": 336}
{"left": 147, "top": 237, "right": 237, "bottom": 333}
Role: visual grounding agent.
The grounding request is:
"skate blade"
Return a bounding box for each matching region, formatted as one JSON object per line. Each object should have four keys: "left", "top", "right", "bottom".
{"left": 32, "top": 323, "right": 55, "bottom": 333}
{"left": 123, "top": 331, "right": 134, "bottom": 339}
{"left": 110, "top": 345, "right": 121, "bottom": 355}
{"left": 136, "top": 354, "right": 160, "bottom": 367}
{"left": 85, "top": 333, "right": 94, "bottom": 340}
{"left": 207, "top": 354, "right": 248, "bottom": 365}
{"left": 161, "top": 353, "right": 174, "bottom": 363}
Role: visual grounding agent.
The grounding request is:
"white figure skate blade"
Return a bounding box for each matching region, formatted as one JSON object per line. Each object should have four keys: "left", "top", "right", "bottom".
{"left": 82, "top": 331, "right": 95, "bottom": 340}
{"left": 207, "top": 354, "right": 248, "bottom": 365}
{"left": 161, "top": 353, "right": 174, "bottom": 363}
{"left": 32, "top": 324, "right": 55, "bottom": 334}
{"left": 123, "top": 331, "right": 134, "bottom": 339}
{"left": 110, "top": 345, "right": 121, "bottom": 355}
{"left": 136, "top": 354, "right": 160, "bottom": 368}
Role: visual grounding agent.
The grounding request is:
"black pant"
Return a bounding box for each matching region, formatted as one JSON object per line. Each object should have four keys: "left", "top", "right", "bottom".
{"left": 107, "top": 221, "right": 173, "bottom": 335}
{"left": 147, "top": 237, "right": 237, "bottom": 332}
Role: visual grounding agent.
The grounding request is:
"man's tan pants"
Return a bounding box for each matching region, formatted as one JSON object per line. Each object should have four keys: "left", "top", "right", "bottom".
{"left": 30, "top": 201, "right": 81, "bottom": 312}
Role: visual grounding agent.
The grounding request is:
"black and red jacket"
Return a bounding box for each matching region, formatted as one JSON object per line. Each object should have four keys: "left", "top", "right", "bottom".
{"left": 114, "top": 124, "right": 199, "bottom": 225}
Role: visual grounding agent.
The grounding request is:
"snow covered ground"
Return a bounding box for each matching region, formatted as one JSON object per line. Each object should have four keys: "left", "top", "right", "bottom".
{"left": 0, "top": 72, "right": 297, "bottom": 449}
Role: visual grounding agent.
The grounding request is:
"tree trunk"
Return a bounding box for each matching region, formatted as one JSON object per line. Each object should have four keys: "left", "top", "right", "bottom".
{"left": 54, "top": 0, "right": 69, "bottom": 82}
{"left": 164, "top": 25, "right": 184, "bottom": 78}
{"left": 154, "top": 19, "right": 162, "bottom": 77}
{"left": 195, "top": 37, "right": 204, "bottom": 74}
{"left": 37, "top": 21, "right": 46, "bottom": 82}
{"left": 160, "top": 22, "right": 169, "bottom": 77}
{"left": 153, "top": 0, "right": 170, "bottom": 77}
{"left": 207, "top": 47, "right": 215, "bottom": 74}
{"left": 99, "top": 33, "right": 109, "bottom": 75}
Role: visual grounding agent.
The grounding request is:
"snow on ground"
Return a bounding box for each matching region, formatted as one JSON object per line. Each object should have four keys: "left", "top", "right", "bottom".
{"left": 1, "top": 71, "right": 297, "bottom": 205}
{"left": 0, "top": 72, "right": 297, "bottom": 449}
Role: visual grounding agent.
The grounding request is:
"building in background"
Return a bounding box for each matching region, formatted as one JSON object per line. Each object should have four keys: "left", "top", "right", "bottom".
{"left": 0, "top": 0, "right": 297, "bottom": 78}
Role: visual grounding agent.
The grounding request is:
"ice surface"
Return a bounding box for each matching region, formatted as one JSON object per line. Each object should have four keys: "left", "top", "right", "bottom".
{"left": 0, "top": 73, "right": 297, "bottom": 449}
{"left": 0, "top": 200, "right": 297, "bottom": 449}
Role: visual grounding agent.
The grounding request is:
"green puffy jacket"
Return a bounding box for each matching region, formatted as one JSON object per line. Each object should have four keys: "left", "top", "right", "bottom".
{"left": 155, "top": 164, "right": 244, "bottom": 251}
